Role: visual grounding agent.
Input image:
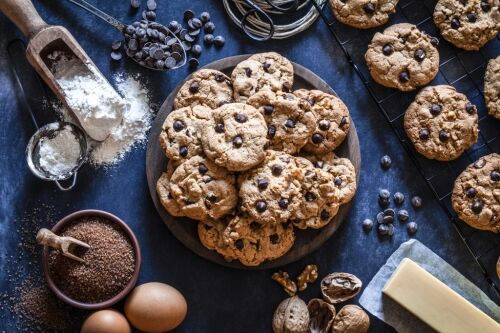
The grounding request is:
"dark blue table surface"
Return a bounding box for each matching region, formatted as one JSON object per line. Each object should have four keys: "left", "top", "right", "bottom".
{"left": 0, "top": 0, "right": 498, "bottom": 332}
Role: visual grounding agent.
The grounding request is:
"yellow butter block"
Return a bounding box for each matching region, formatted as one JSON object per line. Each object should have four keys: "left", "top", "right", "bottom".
{"left": 383, "top": 258, "right": 500, "bottom": 333}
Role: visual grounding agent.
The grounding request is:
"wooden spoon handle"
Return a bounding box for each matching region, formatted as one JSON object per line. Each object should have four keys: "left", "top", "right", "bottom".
{"left": 36, "top": 228, "right": 62, "bottom": 250}
{"left": 0, "top": 0, "right": 48, "bottom": 38}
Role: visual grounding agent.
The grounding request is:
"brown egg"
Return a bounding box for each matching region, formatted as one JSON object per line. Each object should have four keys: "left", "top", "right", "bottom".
{"left": 81, "top": 309, "right": 131, "bottom": 333}
{"left": 124, "top": 282, "right": 187, "bottom": 333}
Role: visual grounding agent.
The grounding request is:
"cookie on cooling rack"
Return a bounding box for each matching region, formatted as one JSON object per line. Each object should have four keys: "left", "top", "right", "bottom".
{"left": 329, "top": 0, "right": 399, "bottom": 29}
{"left": 485, "top": 56, "right": 500, "bottom": 120}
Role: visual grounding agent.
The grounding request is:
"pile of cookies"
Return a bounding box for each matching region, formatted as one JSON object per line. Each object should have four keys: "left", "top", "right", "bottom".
{"left": 156, "top": 52, "right": 357, "bottom": 266}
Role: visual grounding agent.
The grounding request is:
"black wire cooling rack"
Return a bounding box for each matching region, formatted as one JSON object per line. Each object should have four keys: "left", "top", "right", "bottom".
{"left": 311, "top": 0, "right": 500, "bottom": 299}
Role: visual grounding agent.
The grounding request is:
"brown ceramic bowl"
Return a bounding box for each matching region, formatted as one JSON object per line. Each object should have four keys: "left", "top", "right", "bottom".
{"left": 41, "top": 209, "right": 141, "bottom": 310}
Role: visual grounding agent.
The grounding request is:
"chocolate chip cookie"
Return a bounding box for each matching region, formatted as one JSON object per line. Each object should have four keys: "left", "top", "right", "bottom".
{"left": 404, "top": 85, "right": 479, "bottom": 161}
{"left": 201, "top": 103, "right": 268, "bottom": 171}
{"left": 294, "top": 89, "right": 350, "bottom": 154}
{"left": 485, "top": 56, "right": 500, "bottom": 119}
{"left": 247, "top": 90, "right": 316, "bottom": 154}
{"left": 433, "top": 0, "right": 500, "bottom": 51}
{"left": 169, "top": 155, "right": 238, "bottom": 221}
{"left": 365, "top": 23, "right": 440, "bottom": 91}
{"left": 173, "top": 69, "right": 234, "bottom": 109}
{"left": 160, "top": 105, "right": 212, "bottom": 162}
{"left": 329, "top": 0, "right": 399, "bottom": 29}
{"left": 304, "top": 152, "right": 358, "bottom": 204}
{"left": 156, "top": 161, "right": 183, "bottom": 217}
{"left": 292, "top": 157, "right": 340, "bottom": 229}
{"left": 239, "top": 150, "right": 302, "bottom": 224}
{"left": 451, "top": 153, "right": 499, "bottom": 233}
{"left": 231, "top": 52, "right": 294, "bottom": 102}
{"left": 198, "top": 217, "right": 237, "bottom": 262}
{"left": 223, "top": 215, "right": 296, "bottom": 266}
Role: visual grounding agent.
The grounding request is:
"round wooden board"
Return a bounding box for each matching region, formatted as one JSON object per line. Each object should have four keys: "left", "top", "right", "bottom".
{"left": 146, "top": 55, "right": 361, "bottom": 269}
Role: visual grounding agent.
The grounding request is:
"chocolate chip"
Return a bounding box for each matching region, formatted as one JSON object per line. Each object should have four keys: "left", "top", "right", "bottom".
{"left": 312, "top": 133, "right": 324, "bottom": 144}
{"left": 128, "top": 38, "right": 138, "bottom": 51}
{"left": 397, "top": 209, "right": 409, "bottom": 222}
{"left": 305, "top": 192, "right": 317, "bottom": 202}
{"left": 379, "top": 189, "right": 390, "bottom": 199}
{"left": 285, "top": 119, "right": 295, "bottom": 128}
{"left": 125, "top": 25, "right": 136, "bottom": 35}
{"left": 363, "top": 2, "right": 375, "bottom": 13}
{"left": 471, "top": 200, "right": 483, "bottom": 213}
{"left": 130, "top": 0, "right": 141, "bottom": 9}
{"left": 376, "top": 212, "right": 385, "bottom": 224}
{"left": 451, "top": 17, "right": 461, "bottom": 29}
{"left": 481, "top": 1, "right": 491, "bottom": 12}
{"left": 198, "top": 163, "right": 208, "bottom": 174}
{"left": 268, "top": 125, "right": 276, "bottom": 138}
{"left": 394, "top": 192, "right": 405, "bottom": 205}
{"left": 215, "top": 123, "right": 224, "bottom": 133}
{"left": 111, "top": 51, "right": 122, "bottom": 61}
{"left": 384, "top": 208, "right": 395, "bottom": 217}
{"left": 318, "top": 120, "right": 330, "bottom": 131}
{"left": 183, "top": 10, "right": 194, "bottom": 21}
{"left": 173, "top": 120, "right": 185, "bottom": 131}
{"left": 204, "top": 22, "right": 215, "bottom": 33}
{"left": 144, "top": 10, "right": 156, "bottom": 21}
{"left": 235, "top": 239, "right": 244, "bottom": 250}
{"left": 179, "top": 146, "right": 188, "bottom": 157}
{"left": 414, "top": 49, "right": 426, "bottom": 62}
{"left": 214, "top": 36, "right": 225, "bottom": 47}
{"left": 430, "top": 37, "right": 440, "bottom": 47}
{"left": 256, "top": 200, "right": 267, "bottom": 212}
{"left": 263, "top": 105, "right": 274, "bottom": 115}
{"left": 383, "top": 215, "right": 394, "bottom": 224}
{"left": 399, "top": 70, "right": 410, "bottom": 83}
{"left": 233, "top": 135, "right": 243, "bottom": 148}
{"left": 204, "top": 34, "right": 214, "bottom": 45}
{"left": 419, "top": 128, "right": 430, "bottom": 140}
{"left": 320, "top": 210, "right": 330, "bottom": 221}
{"left": 214, "top": 73, "right": 225, "bottom": 82}
{"left": 411, "top": 196, "right": 422, "bottom": 208}
{"left": 278, "top": 198, "right": 289, "bottom": 209}
{"left": 334, "top": 177, "right": 342, "bottom": 186}
{"left": 465, "top": 102, "right": 475, "bottom": 113}
{"left": 189, "top": 82, "right": 200, "bottom": 93}
{"left": 250, "top": 221, "right": 261, "bottom": 230}
{"left": 245, "top": 68, "right": 252, "bottom": 77}
{"left": 111, "top": 40, "right": 122, "bottom": 51}
{"left": 380, "top": 155, "right": 392, "bottom": 169}
{"left": 491, "top": 171, "right": 500, "bottom": 181}
{"left": 200, "top": 12, "right": 211, "bottom": 23}
{"left": 362, "top": 219, "right": 373, "bottom": 232}
{"left": 438, "top": 130, "right": 449, "bottom": 142}
{"left": 314, "top": 161, "right": 324, "bottom": 169}
{"left": 184, "top": 199, "right": 195, "bottom": 205}
{"left": 340, "top": 116, "right": 348, "bottom": 127}
{"left": 207, "top": 194, "right": 217, "bottom": 203}
{"left": 465, "top": 187, "right": 477, "bottom": 197}
{"left": 272, "top": 165, "right": 283, "bottom": 176}
{"left": 257, "top": 178, "right": 269, "bottom": 190}
{"left": 235, "top": 113, "right": 248, "bottom": 123}
{"left": 263, "top": 62, "right": 271, "bottom": 72}
{"left": 430, "top": 104, "right": 442, "bottom": 116}
{"left": 467, "top": 13, "right": 477, "bottom": 22}
{"left": 382, "top": 44, "right": 393, "bottom": 56}
{"left": 270, "top": 234, "right": 279, "bottom": 244}
{"left": 191, "top": 44, "right": 202, "bottom": 57}
{"left": 378, "top": 224, "right": 389, "bottom": 235}
{"left": 474, "top": 159, "right": 486, "bottom": 169}
{"left": 282, "top": 83, "right": 291, "bottom": 93}
{"left": 407, "top": 221, "right": 418, "bottom": 234}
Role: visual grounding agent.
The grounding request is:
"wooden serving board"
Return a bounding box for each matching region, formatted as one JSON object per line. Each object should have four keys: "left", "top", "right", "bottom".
{"left": 146, "top": 55, "right": 361, "bottom": 269}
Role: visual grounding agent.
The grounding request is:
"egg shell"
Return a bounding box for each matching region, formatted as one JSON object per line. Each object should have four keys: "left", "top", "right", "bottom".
{"left": 81, "top": 309, "right": 131, "bottom": 333}
{"left": 124, "top": 282, "right": 187, "bottom": 333}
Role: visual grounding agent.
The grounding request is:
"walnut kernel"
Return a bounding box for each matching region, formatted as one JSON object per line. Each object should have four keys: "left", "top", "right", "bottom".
{"left": 297, "top": 264, "right": 318, "bottom": 291}
{"left": 272, "top": 271, "right": 297, "bottom": 296}
{"left": 307, "top": 298, "right": 336, "bottom": 333}
{"left": 332, "top": 305, "right": 370, "bottom": 333}
{"left": 272, "top": 296, "right": 310, "bottom": 333}
{"left": 320, "top": 273, "right": 362, "bottom": 304}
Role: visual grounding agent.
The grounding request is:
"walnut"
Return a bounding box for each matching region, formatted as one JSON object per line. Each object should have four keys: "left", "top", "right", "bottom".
{"left": 332, "top": 305, "right": 370, "bottom": 333}
{"left": 297, "top": 264, "right": 318, "bottom": 291}
{"left": 272, "top": 271, "right": 297, "bottom": 296}
{"left": 272, "top": 296, "right": 310, "bottom": 333}
{"left": 307, "top": 298, "right": 336, "bottom": 333}
{"left": 320, "top": 273, "right": 362, "bottom": 304}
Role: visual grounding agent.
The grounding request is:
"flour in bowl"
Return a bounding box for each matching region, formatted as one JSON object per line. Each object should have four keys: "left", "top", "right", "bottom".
{"left": 38, "top": 125, "right": 81, "bottom": 176}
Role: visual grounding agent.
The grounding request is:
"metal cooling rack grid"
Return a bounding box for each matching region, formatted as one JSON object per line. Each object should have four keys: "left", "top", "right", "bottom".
{"left": 311, "top": 0, "right": 500, "bottom": 298}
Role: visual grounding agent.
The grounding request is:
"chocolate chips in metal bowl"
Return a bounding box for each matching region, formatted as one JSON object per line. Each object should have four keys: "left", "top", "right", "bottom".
{"left": 43, "top": 211, "right": 141, "bottom": 308}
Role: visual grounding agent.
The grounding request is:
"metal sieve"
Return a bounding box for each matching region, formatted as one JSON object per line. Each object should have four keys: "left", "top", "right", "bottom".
{"left": 26, "top": 121, "right": 88, "bottom": 191}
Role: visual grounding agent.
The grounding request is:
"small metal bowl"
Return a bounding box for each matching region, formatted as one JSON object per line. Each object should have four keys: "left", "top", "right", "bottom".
{"left": 41, "top": 210, "right": 142, "bottom": 310}
{"left": 26, "top": 122, "right": 87, "bottom": 191}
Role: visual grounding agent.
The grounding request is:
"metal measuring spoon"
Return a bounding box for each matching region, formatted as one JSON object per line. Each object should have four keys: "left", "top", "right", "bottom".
{"left": 26, "top": 122, "right": 87, "bottom": 191}
{"left": 66, "top": 0, "right": 186, "bottom": 71}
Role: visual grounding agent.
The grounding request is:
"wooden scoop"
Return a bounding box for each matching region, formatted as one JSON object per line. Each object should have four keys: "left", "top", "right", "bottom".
{"left": 0, "top": 0, "right": 119, "bottom": 141}
{"left": 36, "top": 228, "right": 90, "bottom": 263}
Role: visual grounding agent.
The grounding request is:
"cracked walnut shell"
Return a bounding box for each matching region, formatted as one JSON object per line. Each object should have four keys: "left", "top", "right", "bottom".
{"left": 307, "top": 298, "right": 336, "bottom": 333}
{"left": 320, "top": 272, "right": 362, "bottom": 304}
{"left": 332, "top": 305, "right": 370, "bottom": 333}
{"left": 272, "top": 296, "right": 310, "bottom": 333}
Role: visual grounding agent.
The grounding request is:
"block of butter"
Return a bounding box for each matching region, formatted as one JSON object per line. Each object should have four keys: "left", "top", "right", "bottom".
{"left": 383, "top": 258, "right": 500, "bottom": 333}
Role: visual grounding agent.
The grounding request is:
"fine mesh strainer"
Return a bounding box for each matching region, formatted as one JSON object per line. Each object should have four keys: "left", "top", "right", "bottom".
{"left": 26, "top": 121, "right": 87, "bottom": 191}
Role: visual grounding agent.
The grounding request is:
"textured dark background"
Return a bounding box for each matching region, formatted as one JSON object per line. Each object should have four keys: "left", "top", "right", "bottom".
{"left": 0, "top": 0, "right": 498, "bottom": 332}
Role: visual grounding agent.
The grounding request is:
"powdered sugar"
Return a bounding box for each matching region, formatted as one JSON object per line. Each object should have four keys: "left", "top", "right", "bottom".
{"left": 38, "top": 125, "right": 81, "bottom": 176}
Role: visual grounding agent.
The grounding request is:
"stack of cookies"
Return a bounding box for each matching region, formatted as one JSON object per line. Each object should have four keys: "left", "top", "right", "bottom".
{"left": 156, "top": 52, "right": 357, "bottom": 266}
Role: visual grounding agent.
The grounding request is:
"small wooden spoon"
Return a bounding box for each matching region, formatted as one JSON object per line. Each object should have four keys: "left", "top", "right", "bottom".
{"left": 0, "top": 0, "right": 119, "bottom": 141}
{"left": 36, "top": 228, "right": 90, "bottom": 263}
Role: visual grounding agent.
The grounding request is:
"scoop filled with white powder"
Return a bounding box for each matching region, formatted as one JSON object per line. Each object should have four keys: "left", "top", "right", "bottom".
{"left": 37, "top": 125, "right": 81, "bottom": 176}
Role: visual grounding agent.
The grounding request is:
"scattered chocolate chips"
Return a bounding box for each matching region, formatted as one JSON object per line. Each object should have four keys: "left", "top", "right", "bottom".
{"left": 406, "top": 221, "right": 418, "bottom": 234}
{"left": 376, "top": 212, "right": 385, "bottom": 224}
{"left": 214, "top": 36, "right": 225, "bottom": 47}
{"left": 130, "top": 0, "right": 141, "bottom": 9}
{"left": 204, "top": 34, "right": 214, "bottom": 45}
{"left": 380, "top": 155, "right": 392, "bottom": 169}
{"left": 393, "top": 192, "right": 405, "bottom": 205}
{"left": 378, "top": 189, "right": 390, "bottom": 207}
{"left": 110, "top": 51, "right": 122, "bottom": 61}
{"left": 183, "top": 10, "right": 194, "bottom": 21}
{"left": 362, "top": 218, "right": 373, "bottom": 231}
{"left": 191, "top": 44, "right": 202, "bottom": 57}
{"left": 411, "top": 196, "right": 422, "bottom": 208}
{"left": 188, "top": 57, "right": 199, "bottom": 68}
{"left": 205, "top": 22, "right": 215, "bottom": 33}
{"left": 397, "top": 209, "right": 409, "bottom": 222}
{"left": 200, "top": 11, "right": 210, "bottom": 23}
{"left": 378, "top": 223, "right": 390, "bottom": 235}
